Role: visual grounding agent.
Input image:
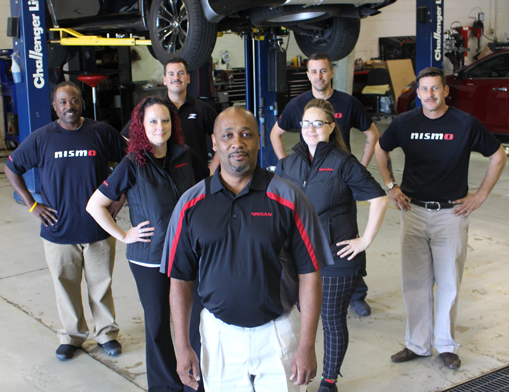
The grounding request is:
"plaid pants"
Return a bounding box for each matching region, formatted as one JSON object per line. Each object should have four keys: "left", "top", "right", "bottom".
{"left": 321, "top": 274, "right": 361, "bottom": 379}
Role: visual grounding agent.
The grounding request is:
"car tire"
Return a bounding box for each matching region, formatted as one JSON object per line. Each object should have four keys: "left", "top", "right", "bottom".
{"left": 148, "top": 0, "right": 216, "bottom": 70}
{"left": 47, "top": 44, "right": 76, "bottom": 69}
{"left": 249, "top": 5, "right": 340, "bottom": 27}
{"left": 294, "top": 16, "right": 360, "bottom": 61}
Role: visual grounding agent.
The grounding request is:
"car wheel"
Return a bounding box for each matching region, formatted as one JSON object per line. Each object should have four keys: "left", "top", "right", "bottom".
{"left": 294, "top": 16, "right": 360, "bottom": 61}
{"left": 47, "top": 44, "right": 76, "bottom": 69}
{"left": 148, "top": 0, "right": 216, "bottom": 70}
{"left": 249, "top": 5, "right": 340, "bottom": 26}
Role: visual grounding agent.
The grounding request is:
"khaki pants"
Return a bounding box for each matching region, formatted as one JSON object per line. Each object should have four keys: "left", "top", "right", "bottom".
{"left": 43, "top": 237, "right": 119, "bottom": 346}
{"left": 400, "top": 206, "right": 468, "bottom": 356}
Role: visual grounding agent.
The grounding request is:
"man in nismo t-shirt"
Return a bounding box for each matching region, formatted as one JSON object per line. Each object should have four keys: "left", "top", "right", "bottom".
{"left": 375, "top": 67, "right": 506, "bottom": 370}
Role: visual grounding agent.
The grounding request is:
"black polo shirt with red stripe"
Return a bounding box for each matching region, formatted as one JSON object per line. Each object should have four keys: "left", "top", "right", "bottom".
{"left": 161, "top": 165, "right": 333, "bottom": 328}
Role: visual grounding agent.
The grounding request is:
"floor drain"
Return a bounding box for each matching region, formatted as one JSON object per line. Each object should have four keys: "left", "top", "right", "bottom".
{"left": 443, "top": 365, "right": 509, "bottom": 391}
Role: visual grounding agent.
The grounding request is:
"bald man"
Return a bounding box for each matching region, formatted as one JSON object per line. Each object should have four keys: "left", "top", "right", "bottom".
{"left": 162, "top": 107, "right": 333, "bottom": 391}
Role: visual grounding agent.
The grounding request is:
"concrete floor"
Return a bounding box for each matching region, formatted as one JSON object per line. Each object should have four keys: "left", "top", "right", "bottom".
{"left": 1, "top": 117, "right": 508, "bottom": 392}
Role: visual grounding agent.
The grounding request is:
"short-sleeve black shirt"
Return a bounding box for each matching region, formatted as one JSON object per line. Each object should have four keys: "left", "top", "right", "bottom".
{"left": 6, "top": 119, "right": 125, "bottom": 244}
{"left": 277, "top": 90, "right": 373, "bottom": 151}
{"left": 160, "top": 166, "right": 333, "bottom": 328}
{"left": 379, "top": 107, "right": 501, "bottom": 201}
{"left": 97, "top": 146, "right": 208, "bottom": 202}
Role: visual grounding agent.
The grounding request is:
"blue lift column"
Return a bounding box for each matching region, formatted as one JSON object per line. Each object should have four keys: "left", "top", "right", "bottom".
{"left": 415, "top": 0, "right": 444, "bottom": 107}
{"left": 244, "top": 32, "right": 280, "bottom": 170}
{"left": 8, "top": 0, "right": 52, "bottom": 200}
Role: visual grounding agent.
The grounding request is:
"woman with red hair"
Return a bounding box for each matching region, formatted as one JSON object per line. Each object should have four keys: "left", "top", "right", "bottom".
{"left": 87, "top": 96, "right": 208, "bottom": 391}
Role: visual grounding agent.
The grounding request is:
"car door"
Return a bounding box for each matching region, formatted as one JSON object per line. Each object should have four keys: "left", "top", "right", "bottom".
{"left": 448, "top": 52, "right": 509, "bottom": 136}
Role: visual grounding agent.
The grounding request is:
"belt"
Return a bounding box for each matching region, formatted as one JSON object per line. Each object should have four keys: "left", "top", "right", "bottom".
{"left": 410, "top": 199, "right": 455, "bottom": 211}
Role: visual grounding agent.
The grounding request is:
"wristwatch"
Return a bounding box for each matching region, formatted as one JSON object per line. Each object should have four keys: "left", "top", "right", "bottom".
{"left": 386, "top": 182, "right": 397, "bottom": 191}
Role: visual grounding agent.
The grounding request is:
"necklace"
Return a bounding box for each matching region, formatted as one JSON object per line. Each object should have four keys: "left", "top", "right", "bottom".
{"left": 155, "top": 150, "right": 167, "bottom": 169}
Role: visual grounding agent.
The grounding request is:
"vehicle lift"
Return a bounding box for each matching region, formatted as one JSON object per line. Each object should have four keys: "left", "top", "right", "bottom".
{"left": 415, "top": 0, "right": 444, "bottom": 107}
{"left": 244, "top": 31, "right": 282, "bottom": 170}
{"left": 7, "top": 0, "right": 52, "bottom": 201}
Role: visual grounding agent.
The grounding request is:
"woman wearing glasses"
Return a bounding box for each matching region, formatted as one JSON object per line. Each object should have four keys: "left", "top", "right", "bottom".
{"left": 275, "top": 99, "right": 388, "bottom": 392}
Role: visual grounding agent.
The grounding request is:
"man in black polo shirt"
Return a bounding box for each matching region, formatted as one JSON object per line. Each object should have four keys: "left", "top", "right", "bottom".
{"left": 122, "top": 57, "right": 218, "bottom": 173}
{"left": 162, "top": 107, "right": 333, "bottom": 391}
{"left": 375, "top": 67, "right": 506, "bottom": 369}
{"left": 270, "top": 52, "right": 380, "bottom": 316}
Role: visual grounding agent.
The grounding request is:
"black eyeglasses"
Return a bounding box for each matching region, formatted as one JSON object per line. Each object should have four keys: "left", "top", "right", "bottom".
{"left": 300, "top": 120, "right": 333, "bottom": 129}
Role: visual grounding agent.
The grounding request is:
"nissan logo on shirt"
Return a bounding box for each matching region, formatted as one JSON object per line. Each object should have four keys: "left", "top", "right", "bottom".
{"left": 188, "top": 113, "right": 197, "bottom": 119}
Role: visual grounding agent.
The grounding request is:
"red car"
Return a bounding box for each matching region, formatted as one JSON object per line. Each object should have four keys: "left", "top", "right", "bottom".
{"left": 397, "top": 49, "right": 509, "bottom": 140}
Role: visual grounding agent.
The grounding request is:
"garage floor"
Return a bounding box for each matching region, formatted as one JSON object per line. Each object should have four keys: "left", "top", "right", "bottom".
{"left": 1, "top": 118, "right": 508, "bottom": 392}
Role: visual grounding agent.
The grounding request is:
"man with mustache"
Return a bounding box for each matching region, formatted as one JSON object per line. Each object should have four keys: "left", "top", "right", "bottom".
{"left": 123, "top": 57, "right": 218, "bottom": 173}
{"left": 3, "top": 81, "right": 126, "bottom": 361}
{"left": 162, "top": 107, "right": 333, "bottom": 391}
{"left": 375, "top": 67, "right": 506, "bottom": 369}
{"left": 270, "top": 52, "right": 380, "bottom": 317}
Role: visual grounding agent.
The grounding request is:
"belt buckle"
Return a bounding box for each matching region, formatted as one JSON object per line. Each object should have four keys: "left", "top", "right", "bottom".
{"left": 424, "top": 201, "right": 441, "bottom": 211}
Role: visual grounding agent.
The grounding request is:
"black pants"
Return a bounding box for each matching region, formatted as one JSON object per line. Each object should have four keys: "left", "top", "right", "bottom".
{"left": 350, "top": 277, "right": 368, "bottom": 302}
{"left": 130, "top": 263, "right": 204, "bottom": 392}
{"left": 321, "top": 274, "right": 362, "bottom": 379}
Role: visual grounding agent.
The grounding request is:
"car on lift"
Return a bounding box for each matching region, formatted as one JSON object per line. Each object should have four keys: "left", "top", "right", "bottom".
{"left": 397, "top": 49, "right": 509, "bottom": 140}
{"left": 46, "top": 0, "right": 397, "bottom": 70}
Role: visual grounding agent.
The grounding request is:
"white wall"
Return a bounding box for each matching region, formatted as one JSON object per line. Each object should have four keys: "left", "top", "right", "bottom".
{"left": 130, "top": 46, "right": 164, "bottom": 82}
{"left": 1, "top": 0, "right": 13, "bottom": 49}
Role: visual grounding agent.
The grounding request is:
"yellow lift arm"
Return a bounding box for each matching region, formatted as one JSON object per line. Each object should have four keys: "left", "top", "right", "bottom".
{"left": 49, "top": 28, "right": 151, "bottom": 46}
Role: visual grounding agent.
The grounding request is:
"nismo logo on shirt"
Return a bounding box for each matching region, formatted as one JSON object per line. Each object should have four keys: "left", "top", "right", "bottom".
{"left": 54, "top": 150, "right": 97, "bottom": 158}
{"left": 411, "top": 133, "right": 454, "bottom": 140}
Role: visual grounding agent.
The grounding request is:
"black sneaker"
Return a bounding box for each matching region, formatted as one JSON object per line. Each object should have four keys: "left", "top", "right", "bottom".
{"left": 56, "top": 344, "right": 79, "bottom": 361}
{"left": 318, "top": 384, "right": 338, "bottom": 392}
{"left": 98, "top": 340, "right": 122, "bottom": 356}
{"left": 350, "top": 299, "right": 371, "bottom": 316}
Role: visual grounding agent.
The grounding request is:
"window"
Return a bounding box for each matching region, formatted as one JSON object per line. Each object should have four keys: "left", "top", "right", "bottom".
{"left": 467, "top": 53, "right": 509, "bottom": 79}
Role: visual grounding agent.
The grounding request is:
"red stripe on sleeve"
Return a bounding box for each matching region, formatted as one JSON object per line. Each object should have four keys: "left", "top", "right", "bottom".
{"left": 167, "top": 193, "right": 206, "bottom": 277}
{"left": 9, "top": 156, "right": 13, "bottom": 161}
{"left": 266, "top": 192, "right": 320, "bottom": 270}
{"left": 103, "top": 181, "right": 109, "bottom": 186}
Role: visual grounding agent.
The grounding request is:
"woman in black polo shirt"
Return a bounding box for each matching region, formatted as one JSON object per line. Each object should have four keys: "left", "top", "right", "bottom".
{"left": 86, "top": 96, "right": 208, "bottom": 392}
{"left": 275, "top": 99, "right": 388, "bottom": 392}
